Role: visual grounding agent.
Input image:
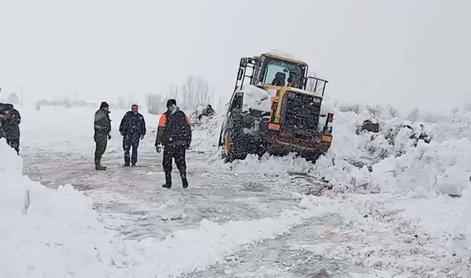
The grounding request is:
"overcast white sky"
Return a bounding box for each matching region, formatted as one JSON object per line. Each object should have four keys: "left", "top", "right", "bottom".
{"left": 1, "top": 0, "right": 470, "bottom": 111}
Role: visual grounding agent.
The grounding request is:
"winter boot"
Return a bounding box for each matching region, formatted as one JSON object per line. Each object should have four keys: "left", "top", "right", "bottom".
{"left": 181, "top": 172, "right": 188, "bottom": 189}
{"left": 162, "top": 172, "right": 172, "bottom": 188}
{"left": 124, "top": 155, "right": 130, "bottom": 167}
{"left": 95, "top": 158, "right": 107, "bottom": 171}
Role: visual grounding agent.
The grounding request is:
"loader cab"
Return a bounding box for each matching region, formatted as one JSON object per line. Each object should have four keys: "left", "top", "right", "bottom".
{"left": 231, "top": 53, "right": 330, "bottom": 133}
{"left": 254, "top": 54, "right": 307, "bottom": 89}
{"left": 234, "top": 53, "right": 328, "bottom": 96}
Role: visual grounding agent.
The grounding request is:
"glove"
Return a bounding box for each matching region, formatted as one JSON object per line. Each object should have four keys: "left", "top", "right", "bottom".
{"left": 108, "top": 135, "right": 112, "bottom": 140}
{"left": 156, "top": 145, "right": 161, "bottom": 153}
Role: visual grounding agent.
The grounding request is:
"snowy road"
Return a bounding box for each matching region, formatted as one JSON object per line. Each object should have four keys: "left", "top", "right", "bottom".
{"left": 19, "top": 107, "right": 470, "bottom": 277}
{"left": 22, "top": 144, "right": 466, "bottom": 277}
{"left": 24, "top": 148, "right": 308, "bottom": 241}
{"left": 23, "top": 146, "right": 366, "bottom": 277}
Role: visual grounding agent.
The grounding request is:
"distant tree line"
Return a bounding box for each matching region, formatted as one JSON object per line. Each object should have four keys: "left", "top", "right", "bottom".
{"left": 146, "top": 76, "right": 214, "bottom": 115}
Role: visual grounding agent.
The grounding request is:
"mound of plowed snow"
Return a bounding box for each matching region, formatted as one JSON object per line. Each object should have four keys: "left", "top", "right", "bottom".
{"left": 0, "top": 142, "right": 122, "bottom": 277}
{"left": 212, "top": 100, "right": 471, "bottom": 197}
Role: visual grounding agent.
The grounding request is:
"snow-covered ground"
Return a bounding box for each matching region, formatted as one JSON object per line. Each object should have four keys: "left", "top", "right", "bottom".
{"left": 2, "top": 102, "right": 471, "bottom": 277}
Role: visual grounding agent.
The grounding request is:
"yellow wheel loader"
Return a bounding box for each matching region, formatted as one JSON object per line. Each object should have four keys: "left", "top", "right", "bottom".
{"left": 219, "top": 52, "right": 334, "bottom": 162}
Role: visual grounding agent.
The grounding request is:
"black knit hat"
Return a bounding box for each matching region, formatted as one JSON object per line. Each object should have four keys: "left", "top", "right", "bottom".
{"left": 166, "top": 99, "right": 177, "bottom": 108}
{"left": 100, "top": 101, "right": 109, "bottom": 109}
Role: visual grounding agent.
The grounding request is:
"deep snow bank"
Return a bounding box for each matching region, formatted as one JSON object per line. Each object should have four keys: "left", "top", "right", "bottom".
{"left": 209, "top": 99, "right": 471, "bottom": 197}
{"left": 0, "top": 142, "right": 122, "bottom": 277}
{"left": 318, "top": 101, "right": 471, "bottom": 196}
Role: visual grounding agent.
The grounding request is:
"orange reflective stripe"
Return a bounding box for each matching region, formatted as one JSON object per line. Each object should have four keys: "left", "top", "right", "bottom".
{"left": 268, "top": 123, "right": 281, "bottom": 130}
{"left": 158, "top": 113, "right": 167, "bottom": 127}
{"left": 184, "top": 113, "right": 191, "bottom": 125}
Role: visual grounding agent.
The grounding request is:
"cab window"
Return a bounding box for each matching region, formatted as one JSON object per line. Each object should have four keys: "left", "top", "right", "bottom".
{"left": 261, "top": 59, "right": 305, "bottom": 88}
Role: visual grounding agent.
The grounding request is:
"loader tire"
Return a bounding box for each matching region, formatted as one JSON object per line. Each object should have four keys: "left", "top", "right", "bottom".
{"left": 223, "top": 132, "right": 247, "bottom": 163}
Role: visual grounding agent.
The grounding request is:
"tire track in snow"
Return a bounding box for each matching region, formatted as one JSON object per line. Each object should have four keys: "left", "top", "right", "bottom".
{"left": 119, "top": 203, "right": 324, "bottom": 277}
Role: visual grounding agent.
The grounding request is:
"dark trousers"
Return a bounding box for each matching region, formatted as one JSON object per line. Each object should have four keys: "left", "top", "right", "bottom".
{"left": 94, "top": 134, "right": 108, "bottom": 160}
{"left": 163, "top": 145, "right": 187, "bottom": 174}
{"left": 123, "top": 133, "right": 140, "bottom": 165}
{"left": 7, "top": 138, "right": 20, "bottom": 155}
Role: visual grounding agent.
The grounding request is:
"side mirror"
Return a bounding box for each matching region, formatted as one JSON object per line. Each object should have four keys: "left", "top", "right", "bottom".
{"left": 237, "top": 68, "right": 244, "bottom": 80}
{"left": 240, "top": 58, "right": 248, "bottom": 67}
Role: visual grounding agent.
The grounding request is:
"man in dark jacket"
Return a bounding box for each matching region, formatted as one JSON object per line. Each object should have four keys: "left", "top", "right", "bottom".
{"left": 119, "top": 104, "right": 146, "bottom": 167}
{"left": 94, "top": 102, "right": 111, "bottom": 170}
{"left": 0, "top": 104, "right": 21, "bottom": 154}
{"left": 155, "top": 99, "right": 192, "bottom": 189}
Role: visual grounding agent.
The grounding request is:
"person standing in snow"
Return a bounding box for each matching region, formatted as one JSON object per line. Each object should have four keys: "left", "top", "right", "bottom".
{"left": 0, "top": 103, "right": 21, "bottom": 155}
{"left": 119, "top": 104, "right": 146, "bottom": 167}
{"left": 155, "top": 99, "right": 192, "bottom": 189}
{"left": 94, "top": 102, "right": 111, "bottom": 170}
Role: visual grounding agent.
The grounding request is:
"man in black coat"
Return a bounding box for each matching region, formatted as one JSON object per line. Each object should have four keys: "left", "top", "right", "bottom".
{"left": 155, "top": 99, "right": 192, "bottom": 189}
{"left": 94, "top": 102, "right": 111, "bottom": 170}
{"left": 119, "top": 104, "right": 146, "bottom": 167}
{"left": 0, "top": 104, "right": 21, "bottom": 154}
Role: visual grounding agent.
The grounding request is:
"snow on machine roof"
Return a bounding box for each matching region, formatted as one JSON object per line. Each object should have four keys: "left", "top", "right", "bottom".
{"left": 262, "top": 51, "right": 307, "bottom": 66}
